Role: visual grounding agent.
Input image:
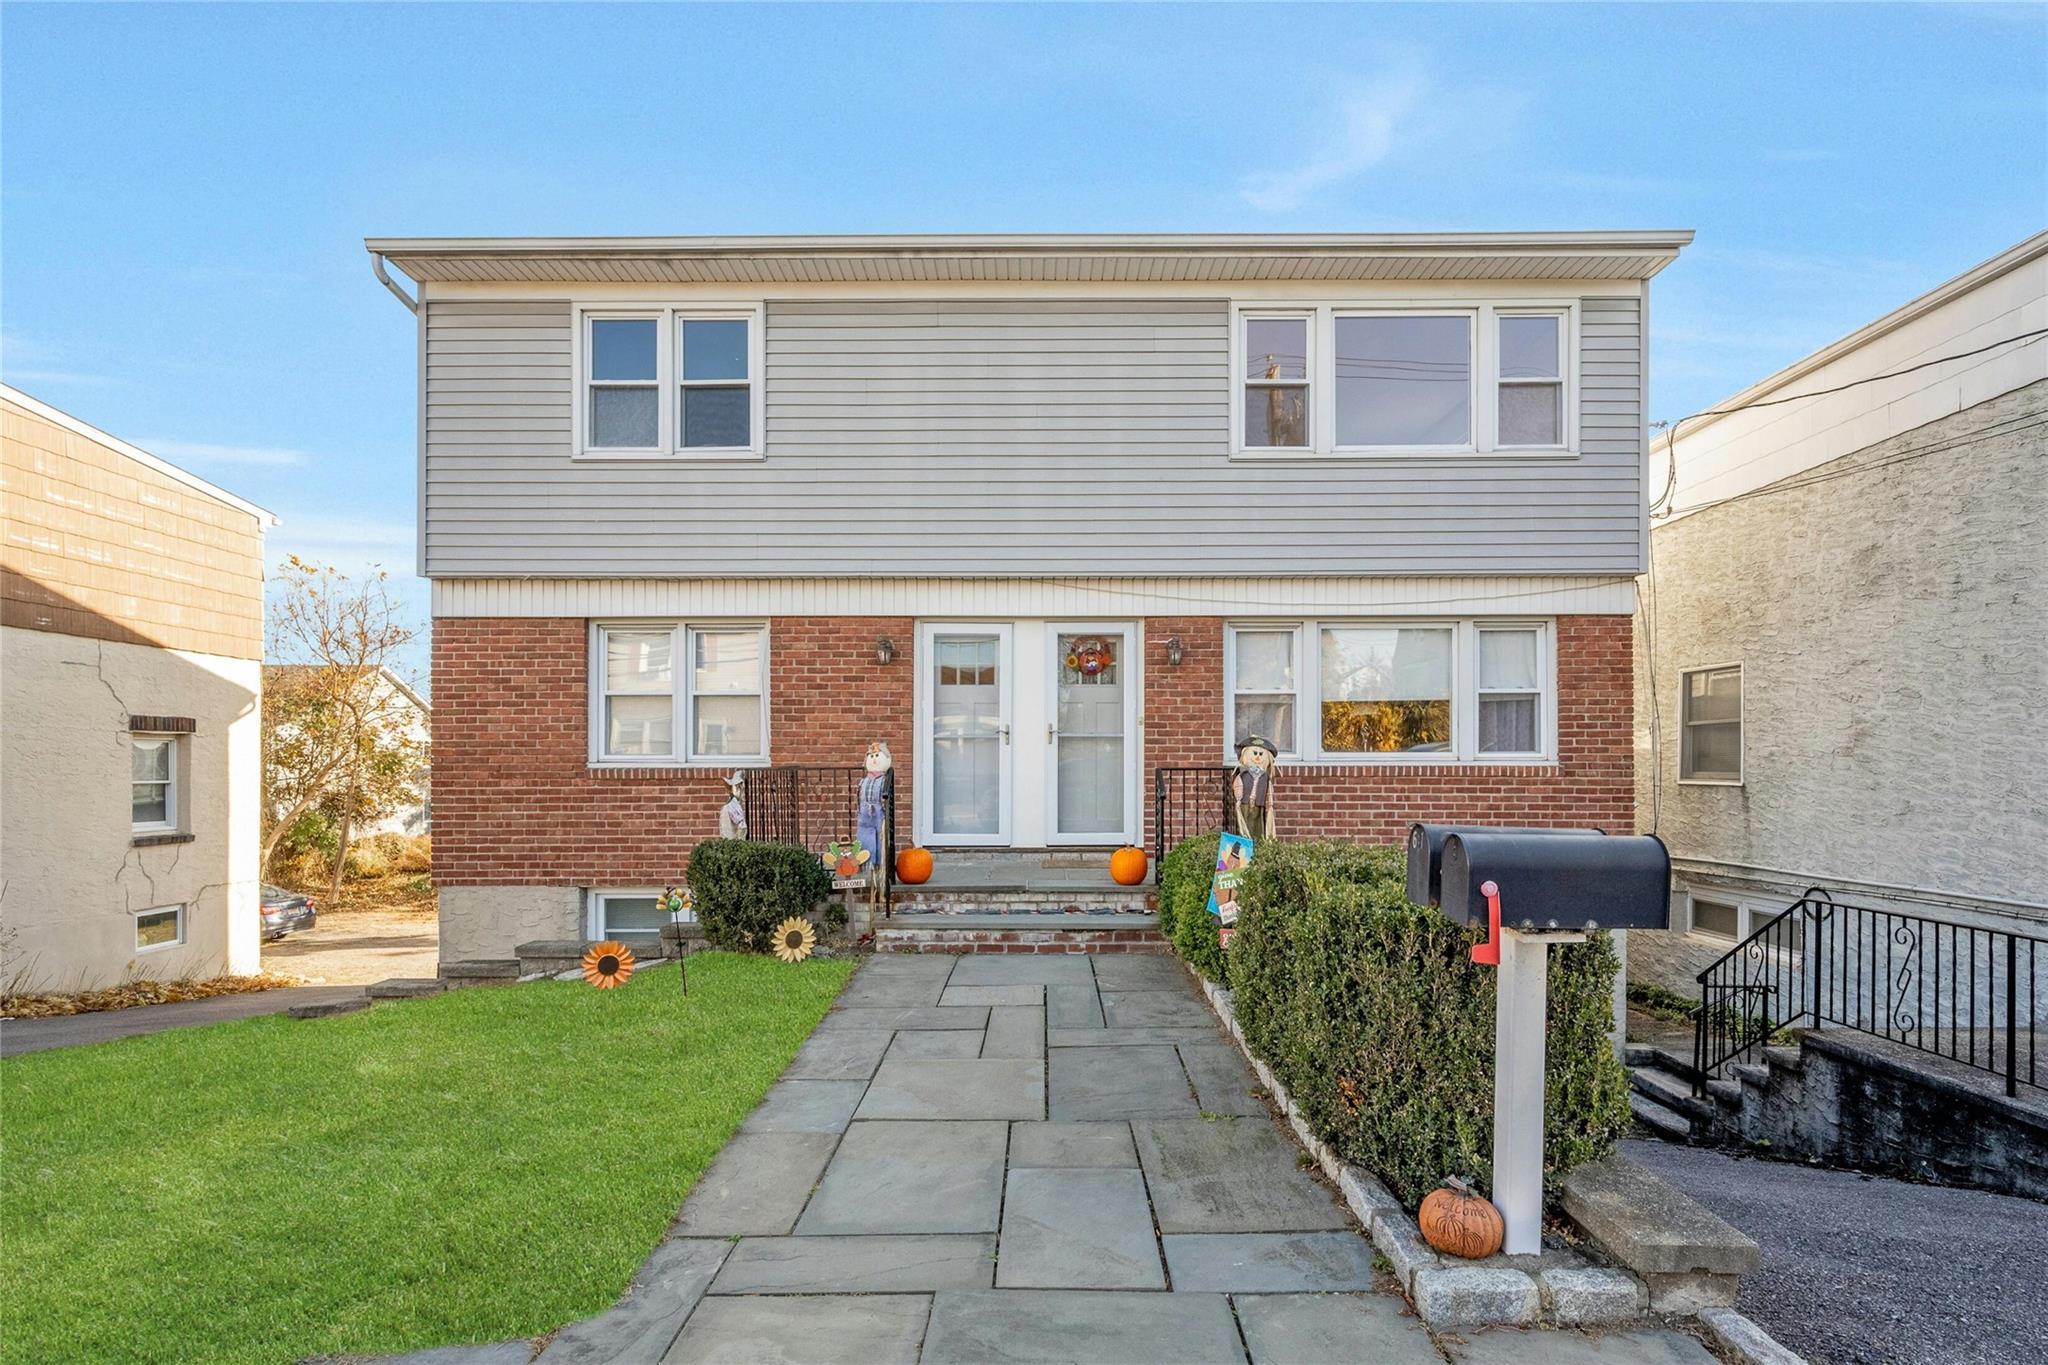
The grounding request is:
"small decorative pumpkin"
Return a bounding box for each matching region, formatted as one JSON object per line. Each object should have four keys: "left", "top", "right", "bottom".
{"left": 1109, "top": 846, "right": 1148, "bottom": 886}
{"left": 896, "top": 846, "right": 934, "bottom": 885}
{"left": 1418, "top": 1176, "right": 1505, "bottom": 1260}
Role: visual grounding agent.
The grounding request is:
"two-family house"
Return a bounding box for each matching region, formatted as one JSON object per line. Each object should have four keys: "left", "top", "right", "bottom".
{"left": 364, "top": 232, "right": 1691, "bottom": 962}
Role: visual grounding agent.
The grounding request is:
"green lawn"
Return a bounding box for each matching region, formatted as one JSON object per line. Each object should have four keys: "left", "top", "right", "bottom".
{"left": 1, "top": 953, "right": 855, "bottom": 1365}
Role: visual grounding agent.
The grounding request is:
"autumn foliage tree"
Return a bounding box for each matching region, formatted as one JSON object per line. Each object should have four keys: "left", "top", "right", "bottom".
{"left": 262, "top": 557, "right": 426, "bottom": 889}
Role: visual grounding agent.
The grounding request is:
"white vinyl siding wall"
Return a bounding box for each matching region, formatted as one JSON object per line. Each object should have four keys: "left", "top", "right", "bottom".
{"left": 421, "top": 295, "right": 1644, "bottom": 578}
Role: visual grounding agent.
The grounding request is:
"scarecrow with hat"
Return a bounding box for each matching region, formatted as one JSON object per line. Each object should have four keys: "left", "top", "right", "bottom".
{"left": 1231, "top": 733, "right": 1279, "bottom": 845}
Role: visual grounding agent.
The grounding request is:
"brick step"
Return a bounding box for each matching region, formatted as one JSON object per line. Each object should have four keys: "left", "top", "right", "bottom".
{"left": 875, "top": 914, "right": 1168, "bottom": 955}
{"left": 891, "top": 890, "right": 1155, "bottom": 916}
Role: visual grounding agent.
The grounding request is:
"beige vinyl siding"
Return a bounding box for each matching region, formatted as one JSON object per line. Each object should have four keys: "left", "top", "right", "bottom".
{"left": 422, "top": 296, "right": 1644, "bottom": 577}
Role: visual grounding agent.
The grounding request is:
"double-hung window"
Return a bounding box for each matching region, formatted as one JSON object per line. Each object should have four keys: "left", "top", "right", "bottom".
{"left": 591, "top": 623, "right": 768, "bottom": 766}
{"left": 1680, "top": 664, "right": 1743, "bottom": 783}
{"left": 1224, "top": 620, "right": 1553, "bottom": 762}
{"left": 131, "top": 734, "right": 179, "bottom": 833}
{"left": 1232, "top": 301, "right": 1574, "bottom": 456}
{"left": 577, "top": 305, "right": 762, "bottom": 458}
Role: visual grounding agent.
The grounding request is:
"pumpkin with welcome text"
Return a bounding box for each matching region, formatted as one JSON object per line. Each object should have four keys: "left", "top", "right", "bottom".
{"left": 1417, "top": 1177, "right": 1505, "bottom": 1259}
{"left": 896, "top": 846, "right": 934, "bottom": 885}
{"left": 1109, "top": 846, "right": 1149, "bottom": 886}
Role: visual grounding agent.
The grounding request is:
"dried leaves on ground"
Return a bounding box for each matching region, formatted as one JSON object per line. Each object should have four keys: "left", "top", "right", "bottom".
{"left": 1, "top": 972, "right": 304, "bottom": 1019}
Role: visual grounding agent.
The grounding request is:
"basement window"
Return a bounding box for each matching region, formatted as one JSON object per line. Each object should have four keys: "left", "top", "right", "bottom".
{"left": 135, "top": 904, "right": 186, "bottom": 952}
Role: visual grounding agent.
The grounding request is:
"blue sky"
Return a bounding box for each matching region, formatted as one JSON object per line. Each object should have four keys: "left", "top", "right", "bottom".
{"left": 5, "top": 2, "right": 2044, "bottom": 679}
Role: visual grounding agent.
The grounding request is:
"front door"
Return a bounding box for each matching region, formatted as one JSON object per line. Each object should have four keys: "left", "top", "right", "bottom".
{"left": 919, "top": 625, "right": 1013, "bottom": 846}
{"left": 1044, "top": 624, "right": 1137, "bottom": 846}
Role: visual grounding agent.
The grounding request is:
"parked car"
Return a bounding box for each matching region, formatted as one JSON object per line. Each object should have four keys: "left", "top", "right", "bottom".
{"left": 260, "top": 885, "right": 317, "bottom": 940}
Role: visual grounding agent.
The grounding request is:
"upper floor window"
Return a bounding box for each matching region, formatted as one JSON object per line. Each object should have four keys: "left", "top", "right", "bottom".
{"left": 1232, "top": 301, "right": 1575, "bottom": 457}
{"left": 131, "top": 734, "right": 180, "bottom": 833}
{"left": 591, "top": 622, "right": 768, "bottom": 766}
{"left": 576, "top": 305, "right": 762, "bottom": 459}
{"left": 1680, "top": 664, "right": 1742, "bottom": 783}
{"left": 1224, "top": 620, "right": 1552, "bottom": 763}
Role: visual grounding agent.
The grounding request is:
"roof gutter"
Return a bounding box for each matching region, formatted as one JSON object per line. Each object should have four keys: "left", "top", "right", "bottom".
{"left": 370, "top": 252, "right": 419, "bottom": 313}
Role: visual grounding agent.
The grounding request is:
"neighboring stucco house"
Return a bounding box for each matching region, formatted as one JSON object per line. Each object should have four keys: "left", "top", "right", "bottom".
{"left": 264, "top": 663, "right": 432, "bottom": 837}
{"left": 1628, "top": 231, "right": 2048, "bottom": 998}
{"left": 365, "top": 231, "right": 1692, "bottom": 962}
{"left": 1, "top": 386, "right": 276, "bottom": 991}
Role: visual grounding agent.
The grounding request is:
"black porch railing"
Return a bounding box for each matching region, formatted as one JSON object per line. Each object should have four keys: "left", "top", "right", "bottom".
{"left": 740, "top": 766, "right": 896, "bottom": 916}
{"left": 1694, "top": 888, "right": 2044, "bottom": 1098}
{"left": 1152, "top": 766, "right": 1237, "bottom": 883}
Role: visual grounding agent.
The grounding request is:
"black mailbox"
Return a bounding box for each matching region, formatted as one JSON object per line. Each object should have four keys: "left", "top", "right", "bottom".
{"left": 1405, "top": 823, "right": 1603, "bottom": 907}
{"left": 1437, "top": 830, "right": 1670, "bottom": 932}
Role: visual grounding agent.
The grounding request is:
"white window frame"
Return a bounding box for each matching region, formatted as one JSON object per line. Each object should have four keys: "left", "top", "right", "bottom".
{"left": 1494, "top": 309, "right": 1571, "bottom": 452}
{"left": 1222, "top": 619, "right": 1556, "bottom": 764}
{"left": 1236, "top": 310, "right": 1315, "bottom": 453}
{"left": 1474, "top": 623, "right": 1551, "bottom": 760}
{"left": 1678, "top": 662, "right": 1744, "bottom": 786}
{"left": 130, "top": 733, "right": 180, "bottom": 834}
{"left": 1229, "top": 299, "right": 1579, "bottom": 460}
{"left": 572, "top": 303, "right": 765, "bottom": 460}
{"left": 586, "top": 888, "right": 687, "bottom": 942}
{"left": 588, "top": 622, "right": 770, "bottom": 768}
{"left": 134, "top": 903, "right": 186, "bottom": 953}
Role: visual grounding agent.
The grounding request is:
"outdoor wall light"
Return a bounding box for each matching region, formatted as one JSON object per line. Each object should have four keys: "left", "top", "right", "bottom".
{"left": 875, "top": 636, "right": 897, "bottom": 665}
{"left": 1165, "top": 636, "right": 1185, "bottom": 667}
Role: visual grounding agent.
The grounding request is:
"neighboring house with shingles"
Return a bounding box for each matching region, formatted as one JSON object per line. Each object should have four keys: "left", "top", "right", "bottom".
{"left": 1, "top": 386, "right": 276, "bottom": 992}
{"left": 364, "top": 231, "right": 1692, "bottom": 962}
{"left": 1628, "top": 231, "right": 2048, "bottom": 998}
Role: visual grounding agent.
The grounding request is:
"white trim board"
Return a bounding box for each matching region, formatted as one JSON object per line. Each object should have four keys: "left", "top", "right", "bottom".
{"left": 433, "top": 575, "right": 1637, "bottom": 619}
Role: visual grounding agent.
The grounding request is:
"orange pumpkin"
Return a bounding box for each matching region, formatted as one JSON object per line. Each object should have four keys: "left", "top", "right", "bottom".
{"left": 1109, "top": 846, "right": 1148, "bottom": 886}
{"left": 896, "top": 846, "right": 934, "bottom": 884}
{"left": 1417, "top": 1177, "right": 1505, "bottom": 1259}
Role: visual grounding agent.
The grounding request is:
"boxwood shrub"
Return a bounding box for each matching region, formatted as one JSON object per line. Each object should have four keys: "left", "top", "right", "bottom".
{"left": 1179, "top": 837, "right": 1631, "bottom": 1210}
{"left": 686, "top": 839, "right": 832, "bottom": 952}
{"left": 1158, "top": 833, "right": 1228, "bottom": 982}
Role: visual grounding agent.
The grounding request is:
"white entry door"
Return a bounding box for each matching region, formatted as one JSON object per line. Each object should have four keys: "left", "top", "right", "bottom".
{"left": 918, "top": 625, "right": 1013, "bottom": 846}
{"left": 1044, "top": 624, "right": 1138, "bottom": 846}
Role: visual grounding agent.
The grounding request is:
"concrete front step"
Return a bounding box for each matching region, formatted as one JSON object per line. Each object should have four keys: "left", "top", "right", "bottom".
{"left": 875, "top": 913, "right": 1168, "bottom": 955}
{"left": 288, "top": 993, "right": 370, "bottom": 1019}
{"left": 1628, "top": 1063, "right": 1718, "bottom": 1123}
{"left": 1629, "top": 1091, "right": 1695, "bottom": 1141}
{"left": 366, "top": 977, "right": 447, "bottom": 1000}
{"left": 438, "top": 958, "right": 521, "bottom": 986}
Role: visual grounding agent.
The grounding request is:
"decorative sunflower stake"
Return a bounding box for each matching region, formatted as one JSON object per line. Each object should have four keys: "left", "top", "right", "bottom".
{"left": 771, "top": 917, "right": 818, "bottom": 964}
{"left": 582, "top": 940, "right": 636, "bottom": 989}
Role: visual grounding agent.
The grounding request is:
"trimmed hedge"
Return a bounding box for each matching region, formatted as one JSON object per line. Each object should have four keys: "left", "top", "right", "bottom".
{"left": 1159, "top": 832, "right": 1229, "bottom": 982}
{"left": 1173, "top": 837, "right": 1631, "bottom": 1210}
{"left": 686, "top": 840, "right": 832, "bottom": 952}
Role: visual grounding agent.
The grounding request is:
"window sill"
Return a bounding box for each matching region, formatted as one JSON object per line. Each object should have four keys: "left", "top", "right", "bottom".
{"left": 1677, "top": 777, "right": 1744, "bottom": 788}
{"left": 572, "top": 449, "right": 765, "bottom": 463}
{"left": 131, "top": 831, "right": 195, "bottom": 848}
{"left": 1254, "top": 758, "right": 1561, "bottom": 775}
{"left": 588, "top": 762, "right": 768, "bottom": 780}
{"left": 1229, "top": 447, "right": 1579, "bottom": 463}
{"left": 134, "top": 939, "right": 186, "bottom": 954}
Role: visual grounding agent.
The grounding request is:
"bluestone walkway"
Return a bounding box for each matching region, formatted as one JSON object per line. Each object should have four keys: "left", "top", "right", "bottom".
{"left": 486, "top": 954, "right": 1717, "bottom": 1365}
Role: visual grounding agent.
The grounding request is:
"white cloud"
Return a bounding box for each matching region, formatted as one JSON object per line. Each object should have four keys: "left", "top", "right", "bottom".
{"left": 1239, "top": 64, "right": 1430, "bottom": 212}
{"left": 141, "top": 438, "right": 309, "bottom": 468}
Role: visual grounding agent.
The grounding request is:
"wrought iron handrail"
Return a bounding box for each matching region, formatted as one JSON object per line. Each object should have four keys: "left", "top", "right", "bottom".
{"left": 738, "top": 766, "right": 896, "bottom": 916}
{"left": 1151, "top": 766, "right": 1239, "bottom": 883}
{"left": 1692, "top": 887, "right": 2043, "bottom": 1098}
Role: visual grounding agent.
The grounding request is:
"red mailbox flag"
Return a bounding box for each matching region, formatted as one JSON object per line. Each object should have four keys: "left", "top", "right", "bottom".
{"left": 1471, "top": 880, "right": 1502, "bottom": 967}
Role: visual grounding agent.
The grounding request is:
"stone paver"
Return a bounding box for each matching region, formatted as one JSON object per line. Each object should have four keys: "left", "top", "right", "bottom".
{"left": 817, "top": 1005, "right": 988, "bottom": 1032}
{"left": 673, "top": 1132, "right": 838, "bottom": 1236}
{"left": 794, "top": 1120, "right": 1007, "bottom": 1234}
{"left": 947, "top": 955, "right": 1096, "bottom": 986}
{"left": 1445, "top": 1327, "right": 1719, "bottom": 1364}
{"left": 709, "top": 1234, "right": 993, "bottom": 1294}
{"left": 980, "top": 1005, "right": 1045, "bottom": 1058}
{"left": 1089, "top": 954, "right": 1190, "bottom": 992}
{"left": 663, "top": 1293, "right": 929, "bottom": 1364}
{"left": 1233, "top": 1293, "right": 1442, "bottom": 1365}
{"left": 938, "top": 984, "right": 1043, "bottom": 1007}
{"left": 1100, "top": 988, "right": 1215, "bottom": 1028}
{"left": 996, "top": 1167, "right": 1164, "bottom": 1289}
{"left": 1133, "top": 1119, "right": 1352, "bottom": 1232}
{"left": 538, "top": 1237, "right": 730, "bottom": 1364}
{"left": 854, "top": 1057, "right": 1046, "bottom": 1121}
{"left": 886, "top": 1029, "right": 985, "bottom": 1059}
{"left": 782, "top": 1028, "right": 892, "bottom": 1081}
{"left": 739, "top": 1080, "right": 866, "bottom": 1133}
{"left": 834, "top": 971, "right": 949, "bottom": 1009}
{"left": 1045, "top": 982, "right": 1105, "bottom": 1028}
{"left": 1047, "top": 1044, "right": 1199, "bottom": 1120}
{"left": 1008, "top": 1120, "right": 1137, "bottom": 1168}
{"left": 920, "top": 1289, "right": 1247, "bottom": 1365}
{"left": 1162, "top": 1231, "right": 1378, "bottom": 1292}
{"left": 1047, "top": 1025, "right": 1217, "bottom": 1047}
{"left": 1177, "top": 1042, "right": 1267, "bottom": 1116}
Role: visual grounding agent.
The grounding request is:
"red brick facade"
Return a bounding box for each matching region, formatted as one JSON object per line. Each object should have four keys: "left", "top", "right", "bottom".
{"left": 432, "top": 613, "right": 1634, "bottom": 887}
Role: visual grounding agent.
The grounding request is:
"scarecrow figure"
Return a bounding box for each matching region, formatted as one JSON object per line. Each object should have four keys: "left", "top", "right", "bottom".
{"left": 718, "top": 771, "right": 748, "bottom": 840}
{"left": 856, "top": 741, "right": 894, "bottom": 910}
{"left": 1231, "top": 733, "right": 1279, "bottom": 844}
